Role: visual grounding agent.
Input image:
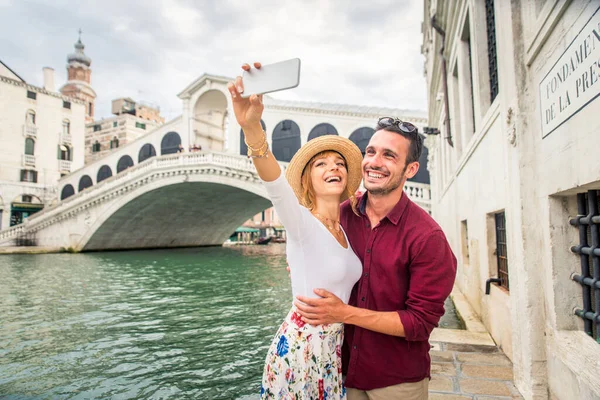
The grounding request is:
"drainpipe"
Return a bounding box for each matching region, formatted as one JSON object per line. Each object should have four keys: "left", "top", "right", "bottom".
{"left": 430, "top": 15, "right": 454, "bottom": 147}
{"left": 485, "top": 278, "right": 502, "bottom": 295}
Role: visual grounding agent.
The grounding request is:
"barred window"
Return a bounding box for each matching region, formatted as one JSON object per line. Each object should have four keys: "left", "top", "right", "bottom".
{"left": 27, "top": 90, "right": 37, "bottom": 100}
{"left": 485, "top": 0, "right": 499, "bottom": 102}
{"left": 571, "top": 190, "right": 600, "bottom": 341}
{"left": 63, "top": 101, "right": 71, "bottom": 109}
{"left": 495, "top": 211, "right": 509, "bottom": 290}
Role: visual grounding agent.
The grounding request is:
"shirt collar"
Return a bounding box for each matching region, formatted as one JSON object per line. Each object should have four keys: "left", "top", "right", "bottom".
{"left": 358, "top": 190, "right": 410, "bottom": 225}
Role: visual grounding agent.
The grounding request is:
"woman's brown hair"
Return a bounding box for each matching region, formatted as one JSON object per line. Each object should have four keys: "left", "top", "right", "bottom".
{"left": 299, "top": 150, "right": 359, "bottom": 215}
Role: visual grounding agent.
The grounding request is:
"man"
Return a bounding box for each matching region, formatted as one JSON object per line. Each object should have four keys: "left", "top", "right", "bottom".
{"left": 295, "top": 118, "right": 457, "bottom": 399}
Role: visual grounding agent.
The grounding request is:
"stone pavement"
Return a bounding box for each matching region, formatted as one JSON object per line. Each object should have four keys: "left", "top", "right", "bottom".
{"left": 428, "top": 340, "right": 523, "bottom": 399}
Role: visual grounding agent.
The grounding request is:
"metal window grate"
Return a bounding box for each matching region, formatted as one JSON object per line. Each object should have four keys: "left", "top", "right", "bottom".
{"left": 495, "top": 212, "right": 509, "bottom": 290}
{"left": 485, "top": 0, "right": 499, "bottom": 102}
{"left": 570, "top": 190, "right": 600, "bottom": 341}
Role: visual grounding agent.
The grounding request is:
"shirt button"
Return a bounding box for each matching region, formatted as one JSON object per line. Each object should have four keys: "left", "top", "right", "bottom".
{"left": 353, "top": 345, "right": 357, "bottom": 349}
{"left": 366, "top": 249, "right": 371, "bottom": 253}
{"left": 361, "top": 297, "right": 365, "bottom": 301}
{"left": 364, "top": 273, "right": 369, "bottom": 277}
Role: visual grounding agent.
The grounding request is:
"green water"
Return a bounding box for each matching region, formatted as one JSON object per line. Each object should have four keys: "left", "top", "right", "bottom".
{"left": 0, "top": 244, "right": 462, "bottom": 399}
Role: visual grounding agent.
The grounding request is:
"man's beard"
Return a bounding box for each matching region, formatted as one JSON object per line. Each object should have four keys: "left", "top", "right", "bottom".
{"left": 365, "top": 164, "right": 408, "bottom": 196}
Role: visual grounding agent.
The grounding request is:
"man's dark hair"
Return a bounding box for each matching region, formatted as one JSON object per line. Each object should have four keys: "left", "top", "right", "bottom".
{"left": 374, "top": 122, "right": 424, "bottom": 164}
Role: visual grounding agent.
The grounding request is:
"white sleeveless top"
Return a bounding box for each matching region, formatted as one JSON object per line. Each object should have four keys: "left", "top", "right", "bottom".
{"left": 262, "top": 174, "right": 363, "bottom": 304}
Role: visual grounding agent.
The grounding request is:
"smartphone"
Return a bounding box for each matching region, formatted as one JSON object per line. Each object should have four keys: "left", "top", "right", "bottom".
{"left": 241, "top": 58, "right": 301, "bottom": 98}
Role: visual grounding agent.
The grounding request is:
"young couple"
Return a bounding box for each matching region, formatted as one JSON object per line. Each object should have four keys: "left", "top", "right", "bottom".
{"left": 228, "top": 63, "right": 457, "bottom": 400}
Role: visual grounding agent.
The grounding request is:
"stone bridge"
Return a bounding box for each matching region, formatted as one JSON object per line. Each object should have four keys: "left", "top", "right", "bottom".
{"left": 0, "top": 152, "right": 277, "bottom": 251}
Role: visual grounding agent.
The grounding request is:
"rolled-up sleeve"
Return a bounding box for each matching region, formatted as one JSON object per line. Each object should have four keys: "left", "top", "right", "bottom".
{"left": 397, "top": 230, "right": 457, "bottom": 341}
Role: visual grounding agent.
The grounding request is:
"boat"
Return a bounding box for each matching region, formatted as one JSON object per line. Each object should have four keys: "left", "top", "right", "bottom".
{"left": 255, "top": 236, "right": 272, "bottom": 245}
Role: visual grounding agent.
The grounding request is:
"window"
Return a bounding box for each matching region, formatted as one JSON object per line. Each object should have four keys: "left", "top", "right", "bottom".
{"left": 63, "top": 101, "right": 71, "bottom": 109}
{"left": 110, "top": 136, "right": 119, "bottom": 149}
{"left": 135, "top": 122, "right": 146, "bottom": 130}
{"left": 93, "top": 124, "right": 101, "bottom": 132}
{"left": 495, "top": 211, "right": 509, "bottom": 290}
{"left": 88, "top": 102, "right": 93, "bottom": 115}
{"left": 571, "top": 190, "right": 600, "bottom": 341}
{"left": 20, "top": 170, "right": 37, "bottom": 183}
{"left": 59, "top": 145, "right": 70, "bottom": 160}
{"left": 458, "top": 14, "right": 476, "bottom": 142}
{"left": 22, "top": 195, "right": 32, "bottom": 203}
{"left": 113, "top": 121, "right": 118, "bottom": 128}
{"left": 26, "top": 110, "right": 36, "bottom": 125}
{"left": 25, "top": 138, "right": 35, "bottom": 155}
{"left": 62, "top": 120, "right": 70, "bottom": 135}
{"left": 92, "top": 141, "right": 101, "bottom": 152}
{"left": 485, "top": 0, "right": 499, "bottom": 103}
{"left": 27, "top": 90, "right": 37, "bottom": 100}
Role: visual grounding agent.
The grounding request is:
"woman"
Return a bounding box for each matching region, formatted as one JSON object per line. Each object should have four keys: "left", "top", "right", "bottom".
{"left": 227, "top": 63, "right": 363, "bottom": 400}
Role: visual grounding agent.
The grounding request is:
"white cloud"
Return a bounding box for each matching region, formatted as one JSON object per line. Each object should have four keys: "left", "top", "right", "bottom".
{"left": 0, "top": 0, "right": 427, "bottom": 121}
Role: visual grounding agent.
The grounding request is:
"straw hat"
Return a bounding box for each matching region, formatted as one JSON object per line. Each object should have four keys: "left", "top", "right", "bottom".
{"left": 285, "top": 135, "right": 363, "bottom": 204}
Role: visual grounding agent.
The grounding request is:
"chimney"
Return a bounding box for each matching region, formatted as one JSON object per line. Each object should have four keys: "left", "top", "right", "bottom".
{"left": 42, "top": 67, "right": 55, "bottom": 92}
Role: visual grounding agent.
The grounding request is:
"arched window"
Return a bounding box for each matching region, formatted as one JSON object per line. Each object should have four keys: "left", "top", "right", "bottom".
{"left": 60, "top": 185, "right": 75, "bottom": 200}
{"left": 349, "top": 127, "right": 376, "bottom": 155}
{"left": 78, "top": 175, "right": 93, "bottom": 191}
{"left": 62, "top": 119, "right": 70, "bottom": 135}
{"left": 25, "top": 138, "right": 35, "bottom": 155}
{"left": 408, "top": 143, "right": 430, "bottom": 184}
{"left": 138, "top": 143, "right": 156, "bottom": 163}
{"left": 26, "top": 110, "right": 35, "bottom": 125}
{"left": 240, "top": 120, "right": 266, "bottom": 156}
{"left": 117, "top": 155, "right": 134, "bottom": 173}
{"left": 58, "top": 144, "right": 71, "bottom": 161}
{"left": 97, "top": 165, "right": 113, "bottom": 183}
{"left": 272, "top": 120, "right": 301, "bottom": 162}
{"left": 161, "top": 132, "right": 182, "bottom": 155}
{"left": 308, "top": 123, "right": 338, "bottom": 141}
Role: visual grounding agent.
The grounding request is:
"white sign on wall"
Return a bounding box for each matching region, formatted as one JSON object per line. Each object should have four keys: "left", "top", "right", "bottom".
{"left": 539, "top": 6, "right": 600, "bottom": 138}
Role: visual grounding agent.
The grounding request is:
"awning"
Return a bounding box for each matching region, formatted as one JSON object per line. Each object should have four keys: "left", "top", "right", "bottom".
{"left": 234, "top": 227, "right": 260, "bottom": 233}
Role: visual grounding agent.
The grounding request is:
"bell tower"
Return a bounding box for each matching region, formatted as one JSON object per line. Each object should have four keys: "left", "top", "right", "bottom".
{"left": 60, "top": 30, "right": 97, "bottom": 123}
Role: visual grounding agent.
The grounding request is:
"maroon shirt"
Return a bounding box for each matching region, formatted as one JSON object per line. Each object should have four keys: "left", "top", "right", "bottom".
{"left": 340, "top": 191, "right": 457, "bottom": 390}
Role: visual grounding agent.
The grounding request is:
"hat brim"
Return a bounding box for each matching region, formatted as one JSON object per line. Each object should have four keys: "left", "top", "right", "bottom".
{"left": 285, "top": 135, "right": 363, "bottom": 205}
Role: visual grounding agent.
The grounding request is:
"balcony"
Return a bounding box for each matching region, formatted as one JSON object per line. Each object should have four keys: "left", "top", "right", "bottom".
{"left": 22, "top": 154, "right": 36, "bottom": 167}
{"left": 59, "top": 160, "right": 72, "bottom": 173}
{"left": 23, "top": 124, "right": 37, "bottom": 138}
{"left": 60, "top": 133, "right": 72, "bottom": 145}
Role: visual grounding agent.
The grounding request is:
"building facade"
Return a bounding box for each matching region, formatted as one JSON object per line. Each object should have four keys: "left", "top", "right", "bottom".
{"left": 422, "top": 0, "right": 600, "bottom": 398}
{"left": 0, "top": 60, "right": 86, "bottom": 229}
{"left": 85, "top": 98, "right": 164, "bottom": 165}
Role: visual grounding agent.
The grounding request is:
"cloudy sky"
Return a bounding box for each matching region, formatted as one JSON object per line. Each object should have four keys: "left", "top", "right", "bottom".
{"left": 1, "top": 0, "right": 427, "bottom": 120}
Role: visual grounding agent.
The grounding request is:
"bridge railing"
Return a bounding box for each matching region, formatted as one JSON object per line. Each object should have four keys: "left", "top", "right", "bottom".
{"left": 0, "top": 152, "right": 286, "bottom": 242}
{"left": 403, "top": 181, "right": 432, "bottom": 213}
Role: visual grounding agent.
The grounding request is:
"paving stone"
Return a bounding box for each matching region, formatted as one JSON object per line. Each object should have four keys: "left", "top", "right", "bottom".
{"left": 429, "top": 394, "right": 473, "bottom": 400}
{"left": 430, "top": 350, "right": 455, "bottom": 362}
{"left": 457, "top": 352, "right": 512, "bottom": 366}
{"left": 461, "top": 365, "right": 514, "bottom": 380}
{"left": 459, "top": 379, "right": 512, "bottom": 396}
{"left": 429, "top": 375, "right": 455, "bottom": 392}
{"left": 431, "top": 361, "right": 458, "bottom": 376}
{"left": 445, "top": 343, "right": 499, "bottom": 353}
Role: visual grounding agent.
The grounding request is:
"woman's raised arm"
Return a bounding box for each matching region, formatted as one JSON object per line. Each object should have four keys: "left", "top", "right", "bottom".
{"left": 227, "top": 63, "right": 281, "bottom": 182}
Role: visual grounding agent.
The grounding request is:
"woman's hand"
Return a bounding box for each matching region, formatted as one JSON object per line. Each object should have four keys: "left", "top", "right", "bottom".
{"left": 227, "top": 62, "right": 264, "bottom": 131}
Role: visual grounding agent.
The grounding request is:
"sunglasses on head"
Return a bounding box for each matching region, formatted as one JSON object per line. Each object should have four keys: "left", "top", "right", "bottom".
{"left": 378, "top": 117, "right": 418, "bottom": 135}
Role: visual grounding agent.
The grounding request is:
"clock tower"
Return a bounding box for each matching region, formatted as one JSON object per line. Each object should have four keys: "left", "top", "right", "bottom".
{"left": 60, "top": 30, "right": 97, "bottom": 123}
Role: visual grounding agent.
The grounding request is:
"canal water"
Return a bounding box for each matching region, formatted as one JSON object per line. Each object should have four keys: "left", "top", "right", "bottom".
{"left": 0, "top": 244, "right": 462, "bottom": 399}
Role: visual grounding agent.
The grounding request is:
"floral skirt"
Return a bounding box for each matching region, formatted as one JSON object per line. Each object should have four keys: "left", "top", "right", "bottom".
{"left": 260, "top": 306, "right": 345, "bottom": 400}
